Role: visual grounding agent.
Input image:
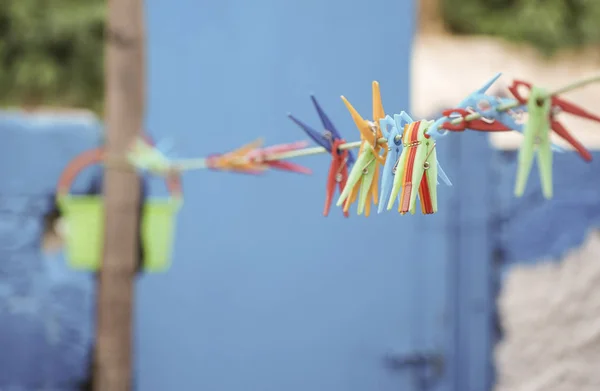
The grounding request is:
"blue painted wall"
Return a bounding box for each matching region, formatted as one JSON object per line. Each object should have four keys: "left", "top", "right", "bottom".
{"left": 0, "top": 113, "right": 100, "bottom": 390}
{"left": 4, "top": 1, "right": 599, "bottom": 391}
{"left": 492, "top": 148, "right": 600, "bottom": 264}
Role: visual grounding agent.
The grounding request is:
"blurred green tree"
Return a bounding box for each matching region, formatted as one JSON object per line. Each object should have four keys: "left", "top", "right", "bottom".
{"left": 441, "top": 0, "right": 600, "bottom": 55}
{"left": 0, "top": 0, "right": 105, "bottom": 112}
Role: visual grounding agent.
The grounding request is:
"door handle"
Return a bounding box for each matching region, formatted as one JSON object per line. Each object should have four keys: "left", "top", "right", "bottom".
{"left": 384, "top": 352, "right": 445, "bottom": 389}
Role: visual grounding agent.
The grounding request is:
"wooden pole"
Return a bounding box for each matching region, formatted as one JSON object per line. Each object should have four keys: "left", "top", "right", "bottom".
{"left": 93, "top": 0, "right": 145, "bottom": 389}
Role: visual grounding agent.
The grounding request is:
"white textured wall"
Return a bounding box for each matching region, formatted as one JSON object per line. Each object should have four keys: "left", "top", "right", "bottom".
{"left": 495, "top": 230, "right": 600, "bottom": 391}
{"left": 411, "top": 34, "right": 600, "bottom": 150}
{"left": 412, "top": 25, "right": 600, "bottom": 390}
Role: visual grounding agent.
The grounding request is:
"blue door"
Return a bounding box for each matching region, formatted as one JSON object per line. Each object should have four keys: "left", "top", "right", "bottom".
{"left": 137, "top": 0, "right": 456, "bottom": 390}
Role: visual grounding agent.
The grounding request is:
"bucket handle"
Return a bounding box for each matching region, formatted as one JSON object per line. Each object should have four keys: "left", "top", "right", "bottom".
{"left": 56, "top": 147, "right": 183, "bottom": 199}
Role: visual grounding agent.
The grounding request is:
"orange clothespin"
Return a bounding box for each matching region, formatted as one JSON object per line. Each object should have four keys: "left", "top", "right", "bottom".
{"left": 336, "top": 81, "right": 388, "bottom": 216}
{"left": 247, "top": 141, "right": 312, "bottom": 174}
{"left": 206, "top": 139, "right": 267, "bottom": 174}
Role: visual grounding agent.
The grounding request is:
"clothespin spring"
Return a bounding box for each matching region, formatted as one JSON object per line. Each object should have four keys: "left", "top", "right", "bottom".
{"left": 392, "top": 156, "right": 400, "bottom": 174}
{"left": 335, "top": 156, "right": 348, "bottom": 182}
{"left": 362, "top": 157, "right": 376, "bottom": 174}
{"left": 423, "top": 142, "right": 436, "bottom": 170}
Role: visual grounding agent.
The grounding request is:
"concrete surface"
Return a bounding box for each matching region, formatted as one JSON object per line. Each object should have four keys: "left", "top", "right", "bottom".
{"left": 495, "top": 230, "right": 600, "bottom": 391}
{"left": 412, "top": 33, "right": 600, "bottom": 150}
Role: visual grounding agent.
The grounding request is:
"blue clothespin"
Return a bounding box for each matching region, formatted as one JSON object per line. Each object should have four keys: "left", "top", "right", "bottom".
{"left": 427, "top": 73, "right": 503, "bottom": 139}
{"left": 378, "top": 112, "right": 452, "bottom": 214}
{"left": 378, "top": 112, "right": 409, "bottom": 213}
{"left": 288, "top": 95, "right": 356, "bottom": 217}
{"left": 436, "top": 159, "right": 452, "bottom": 187}
{"left": 288, "top": 95, "right": 356, "bottom": 166}
{"left": 155, "top": 137, "right": 176, "bottom": 156}
{"left": 427, "top": 73, "right": 564, "bottom": 152}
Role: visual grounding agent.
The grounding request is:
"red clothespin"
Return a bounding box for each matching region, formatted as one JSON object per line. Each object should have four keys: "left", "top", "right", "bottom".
{"left": 509, "top": 80, "right": 600, "bottom": 162}
{"left": 324, "top": 139, "right": 350, "bottom": 217}
{"left": 248, "top": 141, "right": 312, "bottom": 174}
{"left": 440, "top": 108, "right": 512, "bottom": 132}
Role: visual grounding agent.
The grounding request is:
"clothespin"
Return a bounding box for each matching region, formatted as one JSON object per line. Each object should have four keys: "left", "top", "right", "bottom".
{"left": 440, "top": 107, "right": 512, "bottom": 132}
{"left": 428, "top": 73, "right": 506, "bottom": 138}
{"left": 288, "top": 95, "right": 355, "bottom": 216}
{"left": 508, "top": 80, "right": 600, "bottom": 162}
{"left": 128, "top": 137, "right": 173, "bottom": 174}
{"left": 440, "top": 105, "right": 565, "bottom": 153}
{"left": 390, "top": 120, "right": 439, "bottom": 215}
{"left": 247, "top": 141, "right": 312, "bottom": 174}
{"left": 382, "top": 114, "right": 452, "bottom": 212}
{"left": 378, "top": 112, "right": 410, "bottom": 213}
{"left": 336, "top": 81, "right": 388, "bottom": 216}
{"left": 324, "top": 139, "right": 351, "bottom": 217}
{"left": 155, "top": 137, "right": 175, "bottom": 156}
{"left": 431, "top": 74, "right": 564, "bottom": 153}
{"left": 512, "top": 85, "right": 554, "bottom": 198}
{"left": 206, "top": 139, "right": 267, "bottom": 174}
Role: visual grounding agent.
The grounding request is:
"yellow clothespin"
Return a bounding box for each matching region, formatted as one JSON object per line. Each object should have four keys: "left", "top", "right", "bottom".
{"left": 207, "top": 139, "right": 268, "bottom": 173}
{"left": 336, "top": 81, "right": 388, "bottom": 216}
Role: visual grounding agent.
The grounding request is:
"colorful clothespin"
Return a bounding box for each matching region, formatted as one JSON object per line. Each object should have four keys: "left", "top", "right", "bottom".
{"left": 431, "top": 73, "right": 564, "bottom": 152}
{"left": 128, "top": 137, "right": 173, "bottom": 174}
{"left": 378, "top": 112, "right": 410, "bottom": 213}
{"left": 247, "top": 141, "right": 312, "bottom": 174}
{"left": 288, "top": 95, "right": 355, "bottom": 216}
{"left": 512, "top": 85, "right": 554, "bottom": 198}
{"left": 336, "top": 81, "right": 388, "bottom": 216}
{"left": 508, "top": 80, "right": 600, "bottom": 162}
{"left": 325, "top": 138, "right": 351, "bottom": 217}
{"left": 206, "top": 139, "right": 267, "bottom": 174}
{"left": 427, "top": 73, "right": 506, "bottom": 139}
{"left": 390, "top": 120, "right": 439, "bottom": 215}
{"left": 440, "top": 106, "right": 513, "bottom": 132}
{"left": 381, "top": 113, "right": 452, "bottom": 213}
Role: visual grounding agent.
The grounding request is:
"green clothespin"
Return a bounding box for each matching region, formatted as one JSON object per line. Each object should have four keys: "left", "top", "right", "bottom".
{"left": 128, "top": 137, "right": 173, "bottom": 174}
{"left": 335, "top": 82, "right": 388, "bottom": 217}
{"left": 356, "top": 148, "right": 378, "bottom": 216}
{"left": 337, "top": 142, "right": 380, "bottom": 215}
{"left": 514, "top": 86, "right": 553, "bottom": 199}
{"left": 388, "top": 120, "right": 438, "bottom": 214}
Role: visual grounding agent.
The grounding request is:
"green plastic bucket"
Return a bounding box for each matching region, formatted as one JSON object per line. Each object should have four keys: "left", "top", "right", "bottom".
{"left": 56, "top": 148, "right": 183, "bottom": 272}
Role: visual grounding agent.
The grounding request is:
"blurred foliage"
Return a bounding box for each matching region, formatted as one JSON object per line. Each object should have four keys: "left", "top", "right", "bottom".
{"left": 441, "top": 0, "right": 600, "bottom": 55}
{"left": 0, "top": 0, "right": 105, "bottom": 112}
